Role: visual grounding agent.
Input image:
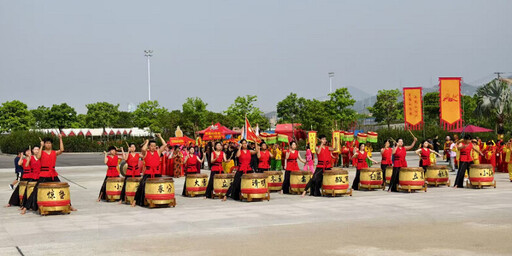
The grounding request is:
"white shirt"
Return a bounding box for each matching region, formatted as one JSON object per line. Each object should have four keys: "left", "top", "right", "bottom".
{"left": 449, "top": 143, "right": 457, "bottom": 158}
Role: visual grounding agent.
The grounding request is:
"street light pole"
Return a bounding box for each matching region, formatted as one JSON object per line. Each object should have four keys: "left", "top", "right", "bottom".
{"left": 328, "top": 72, "right": 334, "bottom": 94}
{"left": 144, "top": 50, "right": 153, "bottom": 101}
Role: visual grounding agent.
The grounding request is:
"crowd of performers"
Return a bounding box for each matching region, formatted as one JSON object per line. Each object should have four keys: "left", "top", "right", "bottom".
{"left": 6, "top": 135, "right": 77, "bottom": 214}
{"left": 6, "top": 132, "right": 512, "bottom": 213}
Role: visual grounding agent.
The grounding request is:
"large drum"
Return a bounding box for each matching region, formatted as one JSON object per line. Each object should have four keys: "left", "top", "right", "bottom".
{"left": 185, "top": 173, "right": 208, "bottom": 197}
{"left": 359, "top": 168, "right": 384, "bottom": 190}
{"left": 322, "top": 168, "right": 352, "bottom": 196}
{"left": 213, "top": 173, "right": 234, "bottom": 198}
{"left": 398, "top": 167, "right": 427, "bottom": 192}
{"left": 240, "top": 173, "right": 270, "bottom": 202}
{"left": 18, "top": 181, "right": 28, "bottom": 203}
{"left": 426, "top": 165, "right": 450, "bottom": 187}
{"left": 37, "top": 182, "right": 71, "bottom": 215}
{"left": 124, "top": 177, "right": 141, "bottom": 204}
{"left": 385, "top": 166, "right": 393, "bottom": 184}
{"left": 289, "top": 171, "right": 312, "bottom": 194}
{"left": 467, "top": 164, "right": 496, "bottom": 189}
{"left": 106, "top": 177, "right": 124, "bottom": 201}
{"left": 265, "top": 171, "right": 283, "bottom": 192}
{"left": 145, "top": 178, "right": 176, "bottom": 208}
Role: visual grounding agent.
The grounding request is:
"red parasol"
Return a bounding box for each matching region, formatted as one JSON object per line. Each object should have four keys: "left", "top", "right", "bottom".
{"left": 449, "top": 125, "right": 494, "bottom": 133}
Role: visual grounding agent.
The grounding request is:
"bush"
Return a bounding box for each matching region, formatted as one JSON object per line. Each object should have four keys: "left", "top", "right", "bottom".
{"left": 0, "top": 131, "right": 149, "bottom": 154}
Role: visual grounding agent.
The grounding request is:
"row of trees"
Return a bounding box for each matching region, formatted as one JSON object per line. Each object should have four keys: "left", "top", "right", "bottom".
{"left": 1, "top": 79, "right": 510, "bottom": 141}
{"left": 277, "top": 88, "right": 361, "bottom": 136}
{"left": 0, "top": 95, "right": 269, "bottom": 138}
{"left": 275, "top": 79, "right": 511, "bottom": 137}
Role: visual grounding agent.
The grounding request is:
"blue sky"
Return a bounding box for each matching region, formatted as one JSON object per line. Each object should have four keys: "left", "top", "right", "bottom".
{"left": 1, "top": 0, "right": 510, "bottom": 113}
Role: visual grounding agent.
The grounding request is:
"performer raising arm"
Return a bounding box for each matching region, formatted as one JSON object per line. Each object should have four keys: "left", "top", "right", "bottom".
{"left": 388, "top": 137, "right": 417, "bottom": 192}
{"left": 302, "top": 135, "right": 333, "bottom": 197}
{"left": 23, "top": 135, "right": 77, "bottom": 214}
{"left": 281, "top": 141, "right": 306, "bottom": 195}
{"left": 415, "top": 141, "right": 441, "bottom": 172}
{"left": 205, "top": 142, "right": 226, "bottom": 198}
{"left": 352, "top": 143, "right": 379, "bottom": 191}
{"left": 182, "top": 146, "right": 206, "bottom": 196}
{"left": 132, "top": 133, "right": 168, "bottom": 207}
{"left": 454, "top": 135, "right": 483, "bottom": 188}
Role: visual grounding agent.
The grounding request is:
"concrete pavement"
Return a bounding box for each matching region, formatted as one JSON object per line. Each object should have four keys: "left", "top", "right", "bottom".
{"left": 1, "top": 155, "right": 511, "bottom": 256}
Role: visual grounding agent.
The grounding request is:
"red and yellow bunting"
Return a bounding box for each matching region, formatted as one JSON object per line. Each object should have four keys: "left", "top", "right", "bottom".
{"left": 403, "top": 87, "right": 423, "bottom": 130}
{"left": 439, "top": 77, "right": 463, "bottom": 130}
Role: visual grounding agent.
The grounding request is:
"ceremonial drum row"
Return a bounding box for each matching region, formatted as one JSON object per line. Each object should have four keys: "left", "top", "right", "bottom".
{"left": 145, "top": 178, "right": 176, "bottom": 208}
{"left": 290, "top": 171, "right": 312, "bottom": 194}
{"left": 359, "top": 168, "right": 385, "bottom": 191}
{"left": 18, "top": 181, "right": 37, "bottom": 204}
{"left": 397, "top": 167, "right": 427, "bottom": 193}
{"left": 37, "top": 182, "right": 71, "bottom": 215}
{"left": 213, "top": 173, "right": 234, "bottom": 198}
{"left": 467, "top": 164, "right": 496, "bottom": 189}
{"left": 185, "top": 174, "right": 208, "bottom": 197}
{"left": 265, "top": 171, "right": 283, "bottom": 192}
{"left": 240, "top": 173, "right": 270, "bottom": 202}
{"left": 322, "top": 169, "right": 352, "bottom": 196}
{"left": 425, "top": 165, "right": 450, "bottom": 187}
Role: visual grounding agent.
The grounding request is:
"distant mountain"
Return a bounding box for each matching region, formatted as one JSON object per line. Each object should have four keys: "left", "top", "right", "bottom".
{"left": 346, "top": 86, "right": 373, "bottom": 101}
{"left": 422, "top": 82, "right": 479, "bottom": 96}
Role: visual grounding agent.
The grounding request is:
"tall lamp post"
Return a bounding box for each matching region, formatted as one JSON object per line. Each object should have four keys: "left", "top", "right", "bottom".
{"left": 144, "top": 50, "right": 153, "bottom": 101}
{"left": 328, "top": 72, "right": 334, "bottom": 94}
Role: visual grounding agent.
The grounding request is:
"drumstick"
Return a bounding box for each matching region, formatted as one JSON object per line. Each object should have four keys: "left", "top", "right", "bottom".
{"left": 125, "top": 141, "right": 130, "bottom": 148}
{"left": 407, "top": 129, "right": 417, "bottom": 140}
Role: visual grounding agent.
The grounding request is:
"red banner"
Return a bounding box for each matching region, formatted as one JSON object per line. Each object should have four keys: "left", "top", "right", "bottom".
{"left": 403, "top": 87, "right": 423, "bottom": 130}
{"left": 439, "top": 77, "right": 463, "bottom": 130}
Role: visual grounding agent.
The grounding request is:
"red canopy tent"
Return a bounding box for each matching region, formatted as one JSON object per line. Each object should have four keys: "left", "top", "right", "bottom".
{"left": 168, "top": 136, "right": 195, "bottom": 146}
{"left": 77, "top": 130, "right": 84, "bottom": 136}
{"left": 86, "top": 130, "right": 92, "bottom": 137}
{"left": 116, "top": 130, "right": 121, "bottom": 135}
{"left": 197, "top": 123, "right": 240, "bottom": 140}
{"left": 449, "top": 125, "right": 494, "bottom": 133}
{"left": 109, "top": 130, "right": 115, "bottom": 136}
{"left": 275, "top": 123, "right": 306, "bottom": 142}
{"left": 68, "top": 130, "right": 76, "bottom": 136}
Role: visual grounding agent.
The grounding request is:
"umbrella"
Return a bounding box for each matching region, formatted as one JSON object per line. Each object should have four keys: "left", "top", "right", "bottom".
{"left": 449, "top": 125, "right": 493, "bottom": 133}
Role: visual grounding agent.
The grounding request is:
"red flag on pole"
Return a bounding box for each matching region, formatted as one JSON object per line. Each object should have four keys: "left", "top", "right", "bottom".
{"left": 244, "top": 117, "right": 261, "bottom": 143}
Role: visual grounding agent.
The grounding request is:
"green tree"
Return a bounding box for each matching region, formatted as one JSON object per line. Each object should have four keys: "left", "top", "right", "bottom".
{"left": 423, "top": 92, "right": 439, "bottom": 126}
{"left": 85, "top": 102, "right": 120, "bottom": 128}
{"left": 276, "top": 93, "right": 301, "bottom": 124}
{"left": 73, "top": 114, "right": 87, "bottom": 128}
{"left": 112, "top": 111, "right": 134, "bottom": 128}
{"left": 326, "top": 88, "right": 357, "bottom": 128}
{"left": 225, "top": 95, "right": 269, "bottom": 129}
{"left": 182, "top": 97, "right": 208, "bottom": 134}
{"left": 0, "top": 100, "right": 34, "bottom": 132}
{"left": 133, "top": 100, "right": 169, "bottom": 133}
{"left": 47, "top": 103, "right": 77, "bottom": 129}
{"left": 475, "top": 79, "right": 512, "bottom": 132}
{"left": 31, "top": 106, "right": 51, "bottom": 128}
{"left": 298, "top": 99, "right": 332, "bottom": 136}
{"left": 367, "top": 89, "right": 402, "bottom": 129}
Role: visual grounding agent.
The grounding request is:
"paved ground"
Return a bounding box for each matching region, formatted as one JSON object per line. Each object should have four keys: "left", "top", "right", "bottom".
{"left": 1, "top": 154, "right": 511, "bottom": 256}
